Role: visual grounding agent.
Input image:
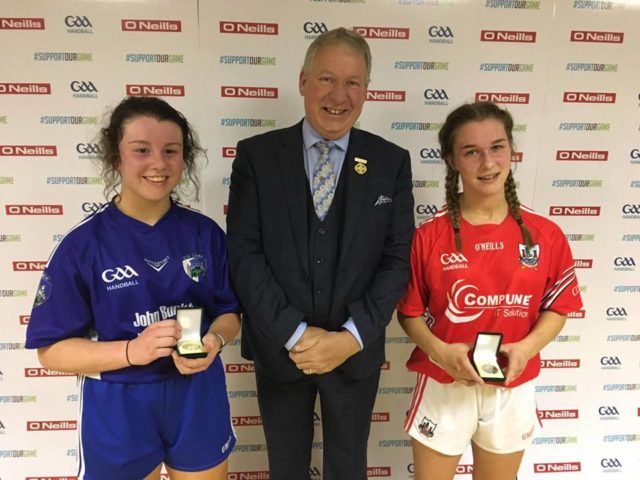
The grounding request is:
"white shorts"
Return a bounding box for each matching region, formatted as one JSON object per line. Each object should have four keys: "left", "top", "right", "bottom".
{"left": 404, "top": 374, "right": 537, "bottom": 456}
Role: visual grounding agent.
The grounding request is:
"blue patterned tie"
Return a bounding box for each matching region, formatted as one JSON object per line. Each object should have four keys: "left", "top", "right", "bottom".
{"left": 311, "top": 141, "right": 335, "bottom": 221}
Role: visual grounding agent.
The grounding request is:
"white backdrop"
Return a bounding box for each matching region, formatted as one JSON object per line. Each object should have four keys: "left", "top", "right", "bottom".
{"left": 0, "top": 0, "right": 639, "bottom": 479}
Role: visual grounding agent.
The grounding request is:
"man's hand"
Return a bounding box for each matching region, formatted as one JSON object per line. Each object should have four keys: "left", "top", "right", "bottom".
{"left": 289, "top": 330, "right": 360, "bottom": 375}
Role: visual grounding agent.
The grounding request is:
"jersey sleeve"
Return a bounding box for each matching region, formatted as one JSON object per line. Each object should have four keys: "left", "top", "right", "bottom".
{"left": 539, "top": 224, "right": 583, "bottom": 315}
{"left": 25, "top": 241, "right": 93, "bottom": 349}
{"left": 397, "top": 226, "right": 430, "bottom": 318}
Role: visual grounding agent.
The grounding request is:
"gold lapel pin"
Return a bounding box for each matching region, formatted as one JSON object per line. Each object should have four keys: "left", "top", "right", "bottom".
{"left": 354, "top": 157, "right": 367, "bottom": 175}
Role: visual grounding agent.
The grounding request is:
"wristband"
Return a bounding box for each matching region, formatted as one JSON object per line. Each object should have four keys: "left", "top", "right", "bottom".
{"left": 213, "top": 332, "right": 227, "bottom": 351}
{"left": 125, "top": 339, "right": 138, "bottom": 366}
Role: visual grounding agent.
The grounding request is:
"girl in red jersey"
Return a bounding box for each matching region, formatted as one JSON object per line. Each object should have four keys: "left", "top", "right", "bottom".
{"left": 397, "top": 102, "right": 582, "bottom": 480}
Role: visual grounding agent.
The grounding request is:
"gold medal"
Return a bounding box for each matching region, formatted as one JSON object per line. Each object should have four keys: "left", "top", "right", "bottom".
{"left": 178, "top": 340, "right": 203, "bottom": 352}
{"left": 354, "top": 157, "right": 367, "bottom": 175}
{"left": 481, "top": 364, "right": 499, "bottom": 375}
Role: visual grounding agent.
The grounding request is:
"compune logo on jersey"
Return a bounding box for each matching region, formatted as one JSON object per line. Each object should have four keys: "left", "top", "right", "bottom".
{"left": 1, "top": 144, "right": 57, "bottom": 156}
{"left": 534, "top": 462, "right": 581, "bottom": 473}
{"left": 538, "top": 409, "right": 579, "bottom": 420}
{"left": 570, "top": 30, "right": 623, "bottom": 43}
{"left": 600, "top": 457, "right": 623, "bottom": 474}
{"left": 126, "top": 84, "right": 184, "bottom": 97}
{"left": 0, "top": 17, "right": 45, "bottom": 29}
{"left": 70, "top": 80, "right": 97, "bottom": 99}
{"left": 303, "top": 21, "right": 328, "bottom": 39}
{"left": 439, "top": 252, "right": 469, "bottom": 271}
{"left": 121, "top": 19, "right": 181, "bottom": 32}
{"left": 0, "top": 83, "right": 52, "bottom": 95}
{"left": 221, "top": 86, "right": 278, "bottom": 99}
{"left": 220, "top": 21, "right": 278, "bottom": 35}
{"left": 563, "top": 91, "right": 616, "bottom": 103}
{"left": 353, "top": 26, "right": 409, "bottom": 40}
{"left": 419, "top": 147, "right": 442, "bottom": 164}
{"left": 480, "top": 30, "right": 536, "bottom": 42}
{"left": 599, "top": 405, "right": 620, "bottom": 420}
{"left": 614, "top": 256, "right": 636, "bottom": 271}
{"left": 76, "top": 142, "right": 101, "bottom": 159}
{"left": 445, "top": 280, "right": 532, "bottom": 323}
{"left": 622, "top": 204, "right": 640, "bottom": 219}
{"left": 423, "top": 88, "right": 448, "bottom": 105}
{"left": 556, "top": 150, "right": 608, "bottom": 161}
{"left": 366, "top": 90, "right": 405, "bottom": 102}
{"left": 606, "top": 306, "right": 628, "bottom": 321}
{"left": 5, "top": 204, "right": 63, "bottom": 215}
{"left": 540, "top": 359, "right": 580, "bottom": 368}
{"left": 232, "top": 416, "right": 263, "bottom": 426}
{"left": 65, "top": 15, "right": 93, "bottom": 34}
{"left": 475, "top": 92, "right": 529, "bottom": 104}
{"left": 27, "top": 420, "right": 77, "bottom": 431}
{"left": 549, "top": 206, "right": 601, "bottom": 216}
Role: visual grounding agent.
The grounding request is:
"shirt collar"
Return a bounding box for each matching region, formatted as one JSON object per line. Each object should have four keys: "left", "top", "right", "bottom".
{"left": 302, "top": 118, "right": 349, "bottom": 152}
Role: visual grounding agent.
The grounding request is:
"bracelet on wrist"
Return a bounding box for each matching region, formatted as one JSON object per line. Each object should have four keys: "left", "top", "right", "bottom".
{"left": 125, "top": 339, "right": 138, "bottom": 366}
{"left": 213, "top": 332, "right": 227, "bottom": 351}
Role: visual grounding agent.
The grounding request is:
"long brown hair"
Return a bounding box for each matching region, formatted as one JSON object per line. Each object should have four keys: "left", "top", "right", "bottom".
{"left": 439, "top": 101, "right": 533, "bottom": 252}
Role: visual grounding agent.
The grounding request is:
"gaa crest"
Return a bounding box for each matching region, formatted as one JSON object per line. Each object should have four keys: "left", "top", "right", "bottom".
{"left": 519, "top": 243, "right": 540, "bottom": 268}
{"left": 33, "top": 272, "right": 52, "bottom": 307}
{"left": 182, "top": 254, "right": 206, "bottom": 283}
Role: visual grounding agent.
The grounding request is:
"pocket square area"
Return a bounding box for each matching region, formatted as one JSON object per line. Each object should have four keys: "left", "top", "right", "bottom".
{"left": 374, "top": 195, "right": 392, "bottom": 206}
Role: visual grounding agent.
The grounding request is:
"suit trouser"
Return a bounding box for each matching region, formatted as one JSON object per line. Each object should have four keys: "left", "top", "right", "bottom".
{"left": 255, "top": 366, "right": 381, "bottom": 480}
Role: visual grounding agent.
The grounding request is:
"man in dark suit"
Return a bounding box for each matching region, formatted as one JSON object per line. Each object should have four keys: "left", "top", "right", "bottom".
{"left": 226, "top": 27, "right": 414, "bottom": 480}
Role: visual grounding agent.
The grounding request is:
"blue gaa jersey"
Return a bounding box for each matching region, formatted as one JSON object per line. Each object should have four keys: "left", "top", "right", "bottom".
{"left": 26, "top": 201, "right": 241, "bottom": 383}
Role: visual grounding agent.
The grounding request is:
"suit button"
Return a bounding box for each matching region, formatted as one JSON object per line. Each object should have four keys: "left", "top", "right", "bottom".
{"left": 318, "top": 227, "right": 326, "bottom": 235}
{"left": 316, "top": 258, "right": 324, "bottom": 264}
{"left": 315, "top": 288, "right": 323, "bottom": 294}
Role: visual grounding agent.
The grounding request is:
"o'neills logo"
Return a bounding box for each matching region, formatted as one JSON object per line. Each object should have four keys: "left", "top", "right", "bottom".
{"left": 538, "top": 409, "right": 579, "bottom": 420}
{"left": 571, "top": 30, "right": 623, "bottom": 43}
{"left": 540, "top": 359, "right": 580, "bottom": 368}
{"left": 13, "top": 261, "right": 46, "bottom": 271}
{"left": 222, "top": 147, "right": 236, "bottom": 158}
{"left": 480, "top": 30, "right": 536, "bottom": 43}
{"left": 221, "top": 86, "right": 278, "bottom": 99}
{"left": 25, "top": 368, "right": 74, "bottom": 377}
{"left": 126, "top": 84, "right": 184, "bottom": 97}
{"left": 366, "top": 90, "right": 405, "bottom": 102}
{"left": 456, "top": 465, "right": 473, "bottom": 474}
{"left": 549, "top": 206, "right": 600, "bottom": 216}
{"left": 371, "top": 412, "right": 390, "bottom": 422}
{"left": 225, "top": 363, "right": 255, "bottom": 373}
{"left": 19, "top": 315, "right": 30, "bottom": 325}
{"left": 27, "top": 420, "right": 77, "bottom": 431}
{"left": 219, "top": 21, "right": 278, "bottom": 35}
{"left": 567, "top": 310, "right": 585, "bottom": 319}
{"left": 353, "top": 26, "right": 409, "bottom": 39}
{"left": 534, "top": 462, "right": 581, "bottom": 473}
{"left": 232, "top": 416, "right": 262, "bottom": 426}
{"left": 574, "top": 259, "right": 593, "bottom": 268}
{"left": 563, "top": 92, "right": 616, "bottom": 104}
{"left": 367, "top": 467, "right": 391, "bottom": 477}
{"left": 0, "top": 145, "right": 57, "bottom": 156}
{"left": 556, "top": 150, "right": 608, "bottom": 161}
{"left": 475, "top": 92, "right": 530, "bottom": 104}
{"left": 121, "top": 19, "right": 181, "bottom": 32}
{"left": 0, "top": 17, "right": 45, "bottom": 29}
{"left": 0, "top": 83, "right": 51, "bottom": 94}
{"left": 228, "top": 472, "right": 270, "bottom": 480}
{"left": 6, "top": 204, "right": 63, "bottom": 215}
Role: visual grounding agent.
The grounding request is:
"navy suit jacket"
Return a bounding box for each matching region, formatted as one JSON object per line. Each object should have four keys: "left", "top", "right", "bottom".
{"left": 226, "top": 121, "right": 414, "bottom": 381}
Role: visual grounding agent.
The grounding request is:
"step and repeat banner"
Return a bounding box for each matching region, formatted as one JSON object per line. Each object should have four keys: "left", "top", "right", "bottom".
{"left": 1, "top": 0, "right": 639, "bottom": 478}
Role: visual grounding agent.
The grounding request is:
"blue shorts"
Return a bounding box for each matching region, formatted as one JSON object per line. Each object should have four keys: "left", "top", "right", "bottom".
{"left": 77, "top": 358, "right": 235, "bottom": 480}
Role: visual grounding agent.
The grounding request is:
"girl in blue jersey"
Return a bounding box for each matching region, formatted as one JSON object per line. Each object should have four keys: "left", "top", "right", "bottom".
{"left": 26, "top": 96, "right": 242, "bottom": 480}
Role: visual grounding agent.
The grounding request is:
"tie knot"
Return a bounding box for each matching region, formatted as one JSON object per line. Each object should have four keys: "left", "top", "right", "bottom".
{"left": 315, "top": 141, "right": 332, "bottom": 156}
